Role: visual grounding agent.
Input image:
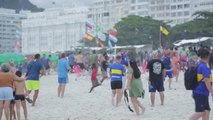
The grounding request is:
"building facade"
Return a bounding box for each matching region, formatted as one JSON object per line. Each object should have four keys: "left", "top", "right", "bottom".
{"left": 22, "top": 7, "right": 88, "bottom": 54}
{"left": 88, "top": 0, "right": 130, "bottom": 32}
{"left": 0, "top": 8, "right": 24, "bottom": 53}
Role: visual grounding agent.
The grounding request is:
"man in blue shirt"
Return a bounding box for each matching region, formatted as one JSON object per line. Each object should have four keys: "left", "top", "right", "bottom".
{"left": 26, "top": 54, "right": 45, "bottom": 106}
{"left": 110, "top": 55, "right": 126, "bottom": 107}
{"left": 57, "top": 53, "right": 70, "bottom": 98}
{"left": 190, "top": 48, "right": 213, "bottom": 120}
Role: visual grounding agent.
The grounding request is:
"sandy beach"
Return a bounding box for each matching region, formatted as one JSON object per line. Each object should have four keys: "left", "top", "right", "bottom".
{"left": 22, "top": 71, "right": 213, "bottom": 120}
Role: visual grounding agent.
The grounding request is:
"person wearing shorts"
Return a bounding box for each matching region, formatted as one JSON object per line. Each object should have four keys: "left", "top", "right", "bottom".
{"left": 57, "top": 53, "right": 70, "bottom": 98}
{"left": 147, "top": 51, "right": 166, "bottom": 107}
{"left": 109, "top": 55, "right": 125, "bottom": 107}
{"left": 0, "top": 64, "right": 25, "bottom": 120}
{"left": 163, "top": 52, "right": 173, "bottom": 90}
{"left": 190, "top": 48, "right": 213, "bottom": 120}
{"left": 26, "top": 54, "right": 45, "bottom": 106}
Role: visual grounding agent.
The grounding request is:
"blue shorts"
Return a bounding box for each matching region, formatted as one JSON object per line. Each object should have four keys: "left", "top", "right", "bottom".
{"left": 165, "top": 70, "right": 173, "bottom": 78}
{"left": 193, "top": 93, "right": 211, "bottom": 112}
{"left": 149, "top": 80, "right": 164, "bottom": 92}
{"left": 58, "top": 77, "right": 68, "bottom": 84}
{"left": 0, "top": 87, "right": 14, "bottom": 100}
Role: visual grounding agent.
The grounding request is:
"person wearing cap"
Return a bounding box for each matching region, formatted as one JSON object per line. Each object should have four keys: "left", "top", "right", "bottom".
{"left": 147, "top": 51, "right": 166, "bottom": 107}
{"left": 190, "top": 48, "right": 213, "bottom": 120}
{"left": 26, "top": 54, "right": 45, "bottom": 106}
{"left": 0, "top": 63, "right": 25, "bottom": 120}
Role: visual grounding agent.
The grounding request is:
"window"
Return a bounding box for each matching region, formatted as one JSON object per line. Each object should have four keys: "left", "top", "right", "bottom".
{"left": 131, "top": 6, "right": 135, "bottom": 10}
{"left": 138, "top": 0, "right": 146, "bottom": 2}
{"left": 171, "top": 5, "right": 176, "bottom": 10}
{"left": 88, "top": 14, "right": 93, "bottom": 18}
{"left": 131, "top": 0, "right": 136, "bottom": 3}
{"left": 184, "top": 4, "right": 190, "bottom": 8}
{"left": 171, "top": 13, "right": 176, "bottom": 17}
{"left": 178, "top": 12, "right": 183, "bottom": 16}
{"left": 103, "top": 12, "right": 109, "bottom": 16}
{"left": 177, "top": 5, "right": 183, "bottom": 9}
{"left": 184, "top": 11, "right": 189, "bottom": 16}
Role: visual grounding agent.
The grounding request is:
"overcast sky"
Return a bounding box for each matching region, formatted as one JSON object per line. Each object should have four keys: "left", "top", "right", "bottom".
{"left": 30, "top": 0, "right": 92, "bottom": 8}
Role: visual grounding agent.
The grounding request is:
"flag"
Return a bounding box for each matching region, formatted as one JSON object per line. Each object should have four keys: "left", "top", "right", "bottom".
{"left": 97, "top": 39, "right": 106, "bottom": 48}
{"left": 16, "top": 23, "right": 21, "bottom": 28}
{"left": 84, "top": 33, "right": 93, "bottom": 41}
{"left": 108, "top": 40, "right": 113, "bottom": 49}
{"left": 109, "top": 28, "right": 117, "bottom": 36}
{"left": 16, "top": 30, "right": 22, "bottom": 35}
{"left": 160, "top": 26, "right": 169, "bottom": 36}
{"left": 109, "top": 34, "right": 118, "bottom": 43}
{"left": 98, "top": 33, "right": 106, "bottom": 42}
{"left": 85, "top": 20, "right": 93, "bottom": 29}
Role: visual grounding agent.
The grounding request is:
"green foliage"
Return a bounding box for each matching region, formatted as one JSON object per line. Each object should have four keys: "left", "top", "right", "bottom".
{"left": 114, "top": 15, "right": 168, "bottom": 48}
{"left": 169, "top": 11, "right": 213, "bottom": 43}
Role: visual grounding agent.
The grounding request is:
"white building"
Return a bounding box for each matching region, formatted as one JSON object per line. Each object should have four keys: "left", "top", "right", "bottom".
{"left": 192, "top": 0, "right": 213, "bottom": 13}
{"left": 22, "top": 6, "right": 88, "bottom": 55}
{"left": 88, "top": 0, "right": 130, "bottom": 32}
{"left": 0, "top": 8, "right": 25, "bottom": 53}
{"left": 130, "top": 0, "right": 213, "bottom": 26}
{"left": 130, "top": 0, "right": 149, "bottom": 17}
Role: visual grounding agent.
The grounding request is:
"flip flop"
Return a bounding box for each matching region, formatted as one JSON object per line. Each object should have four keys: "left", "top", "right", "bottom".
{"left": 26, "top": 97, "right": 33, "bottom": 103}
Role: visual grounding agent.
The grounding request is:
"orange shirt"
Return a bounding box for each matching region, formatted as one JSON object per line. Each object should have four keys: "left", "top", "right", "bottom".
{"left": 0, "top": 72, "right": 14, "bottom": 87}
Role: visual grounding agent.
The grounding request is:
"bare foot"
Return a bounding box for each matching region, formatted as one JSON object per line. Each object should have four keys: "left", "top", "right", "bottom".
{"left": 151, "top": 104, "right": 155, "bottom": 107}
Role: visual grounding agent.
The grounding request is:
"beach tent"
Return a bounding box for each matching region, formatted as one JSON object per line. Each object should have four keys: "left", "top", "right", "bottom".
{"left": 173, "top": 37, "right": 213, "bottom": 46}
{"left": 0, "top": 53, "right": 26, "bottom": 64}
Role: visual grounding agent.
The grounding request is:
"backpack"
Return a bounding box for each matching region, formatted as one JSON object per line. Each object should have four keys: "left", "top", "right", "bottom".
{"left": 184, "top": 64, "right": 201, "bottom": 90}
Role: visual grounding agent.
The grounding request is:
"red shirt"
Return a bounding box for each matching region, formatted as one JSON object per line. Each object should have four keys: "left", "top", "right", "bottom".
{"left": 91, "top": 69, "right": 97, "bottom": 81}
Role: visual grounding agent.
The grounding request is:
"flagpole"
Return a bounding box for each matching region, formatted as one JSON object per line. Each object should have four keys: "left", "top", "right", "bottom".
{"left": 159, "top": 30, "right": 162, "bottom": 49}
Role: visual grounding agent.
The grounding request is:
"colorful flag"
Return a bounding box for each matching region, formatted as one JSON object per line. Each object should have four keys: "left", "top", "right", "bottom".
{"left": 16, "top": 30, "right": 22, "bottom": 35}
{"left": 109, "top": 34, "right": 118, "bottom": 43}
{"left": 16, "top": 23, "right": 21, "bottom": 28}
{"left": 160, "top": 26, "right": 169, "bottom": 36}
{"left": 98, "top": 33, "right": 106, "bottom": 42}
{"left": 108, "top": 40, "right": 113, "bottom": 49}
{"left": 109, "top": 28, "right": 117, "bottom": 36}
{"left": 85, "top": 20, "right": 93, "bottom": 29}
{"left": 84, "top": 33, "right": 93, "bottom": 41}
{"left": 97, "top": 39, "right": 106, "bottom": 48}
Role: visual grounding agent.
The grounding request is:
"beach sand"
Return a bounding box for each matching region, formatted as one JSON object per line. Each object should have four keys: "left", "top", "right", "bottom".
{"left": 23, "top": 72, "right": 213, "bottom": 120}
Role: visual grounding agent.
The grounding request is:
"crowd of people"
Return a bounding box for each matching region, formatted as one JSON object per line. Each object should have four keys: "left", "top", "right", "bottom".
{"left": 0, "top": 45, "right": 213, "bottom": 120}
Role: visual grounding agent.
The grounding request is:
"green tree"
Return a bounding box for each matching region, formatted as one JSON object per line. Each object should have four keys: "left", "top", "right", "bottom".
{"left": 169, "top": 11, "right": 213, "bottom": 43}
{"left": 114, "top": 15, "right": 169, "bottom": 48}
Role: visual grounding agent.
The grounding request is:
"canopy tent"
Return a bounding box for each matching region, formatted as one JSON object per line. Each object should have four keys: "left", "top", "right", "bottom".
{"left": 0, "top": 53, "right": 26, "bottom": 64}
{"left": 173, "top": 37, "right": 213, "bottom": 46}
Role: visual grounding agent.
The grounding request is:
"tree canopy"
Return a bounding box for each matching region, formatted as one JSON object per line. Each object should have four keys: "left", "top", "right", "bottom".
{"left": 114, "top": 15, "right": 168, "bottom": 48}
{"left": 169, "top": 11, "right": 213, "bottom": 43}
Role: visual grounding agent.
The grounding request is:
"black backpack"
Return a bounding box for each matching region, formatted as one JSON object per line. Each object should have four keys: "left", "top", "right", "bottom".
{"left": 184, "top": 64, "right": 201, "bottom": 90}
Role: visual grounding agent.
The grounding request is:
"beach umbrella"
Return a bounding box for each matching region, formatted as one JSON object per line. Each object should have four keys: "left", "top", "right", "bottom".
{"left": 40, "top": 52, "right": 58, "bottom": 62}
{"left": 0, "top": 53, "right": 26, "bottom": 64}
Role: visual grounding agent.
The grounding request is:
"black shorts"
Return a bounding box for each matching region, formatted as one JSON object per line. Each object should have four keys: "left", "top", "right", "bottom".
{"left": 193, "top": 93, "right": 211, "bottom": 112}
{"left": 111, "top": 81, "right": 122, "bottom": 90}
{"left": 149, "top": 80, "right": 164, "bottom": 92}
{"left": 15, "top": 95, "right": 25, "bottom": 101}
